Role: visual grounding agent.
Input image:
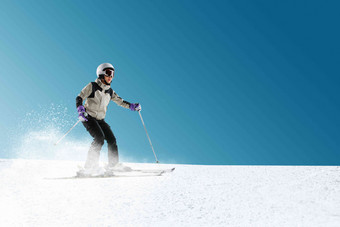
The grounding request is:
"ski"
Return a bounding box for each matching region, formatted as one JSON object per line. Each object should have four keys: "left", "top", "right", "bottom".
{"left": 45, "top": 166, "right": 176, "bottom": 180}
{"left": 131, "top": 167, "right": 175, "bottom": 174}
{"left": 84, "top": 167, "right": 174, "bottom": 179}
{"left": 76, "top": 170, "right": 165, "bottom": 178}
{"left": 46, "top": 171, "right": 164, "bottom": 180}
{"left": 104, "top": 166, "right": 175, "bottom": 174}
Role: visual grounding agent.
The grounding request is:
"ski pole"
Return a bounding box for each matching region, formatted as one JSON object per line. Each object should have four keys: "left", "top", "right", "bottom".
{"left": 138, "top": 111, "right": 159, "bottom": 163}
{"left": 54, "top": 119, "right": 81, "bottom": 145}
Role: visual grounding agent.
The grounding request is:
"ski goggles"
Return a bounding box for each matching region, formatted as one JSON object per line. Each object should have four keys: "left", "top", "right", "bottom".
{"left": 104, "top": 68, "right": 114, "bottom": 77}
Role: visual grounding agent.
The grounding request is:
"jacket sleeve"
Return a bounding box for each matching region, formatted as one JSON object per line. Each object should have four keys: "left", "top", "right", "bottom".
{"left": 76, "top": 83, "right": 93, "bottom": 107}
{"left": 111, "top": 91, "right": 131, "bottom": 109}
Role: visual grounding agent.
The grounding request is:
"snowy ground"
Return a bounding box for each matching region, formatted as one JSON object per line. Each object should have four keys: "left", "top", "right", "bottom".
{"left": 0, "top": 159, "right": 339, "bottom": 226}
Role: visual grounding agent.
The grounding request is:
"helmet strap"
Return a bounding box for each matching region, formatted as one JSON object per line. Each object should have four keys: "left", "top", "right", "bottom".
{"left": 103, "top": 79, "right": 111, "bottom": 85}
{"left": 99, "top": 75, "right": 111, "bottom": 85}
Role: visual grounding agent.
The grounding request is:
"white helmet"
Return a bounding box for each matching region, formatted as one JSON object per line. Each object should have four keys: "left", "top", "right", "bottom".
{"left": 96, "top": 63, "right": 114, "bottom": 77}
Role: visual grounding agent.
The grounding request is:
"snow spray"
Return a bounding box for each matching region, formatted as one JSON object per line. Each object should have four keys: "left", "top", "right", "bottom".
{"left": 11, "top": 104, "right": 90, "bottom": 161}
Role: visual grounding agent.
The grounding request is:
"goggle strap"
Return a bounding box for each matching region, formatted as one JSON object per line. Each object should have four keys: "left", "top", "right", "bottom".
{"left": 103, "top": 67, "right": 114, "bottom": 71}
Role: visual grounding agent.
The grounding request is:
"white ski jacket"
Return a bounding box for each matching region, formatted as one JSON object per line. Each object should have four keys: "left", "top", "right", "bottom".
{"left": 76, "top": 78, "right": 130, "bottom": 120}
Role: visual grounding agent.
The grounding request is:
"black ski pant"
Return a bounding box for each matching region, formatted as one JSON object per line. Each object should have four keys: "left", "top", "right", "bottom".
{"left": 82, "top": 116, "right": 118, "bottom": 169}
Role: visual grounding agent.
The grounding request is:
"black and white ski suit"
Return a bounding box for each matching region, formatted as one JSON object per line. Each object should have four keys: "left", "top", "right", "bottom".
{"left": 76, "top": 78, "right": 131, "bottom": 168}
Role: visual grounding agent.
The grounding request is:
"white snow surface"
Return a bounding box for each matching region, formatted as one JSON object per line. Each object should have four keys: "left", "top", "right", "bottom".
{"left": 0, "top": 159, "right": 340, "bottom": 226}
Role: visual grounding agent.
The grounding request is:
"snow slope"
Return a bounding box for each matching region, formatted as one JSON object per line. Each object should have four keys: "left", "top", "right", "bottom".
{"left": 0, "top": 159, "right": 339, "bottom": 226}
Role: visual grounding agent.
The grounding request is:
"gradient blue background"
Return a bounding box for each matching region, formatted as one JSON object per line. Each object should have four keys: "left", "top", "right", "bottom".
{"left": 0, "top": 0, "right": 339, "bottom": 165}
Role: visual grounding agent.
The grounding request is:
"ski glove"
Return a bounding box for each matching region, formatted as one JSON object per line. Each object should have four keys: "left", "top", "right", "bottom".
{"left": 129, "top": 103, "right": 141, "bottom": 111}
{"left": 77, "top": 105, "right": 88, "bottom": 122}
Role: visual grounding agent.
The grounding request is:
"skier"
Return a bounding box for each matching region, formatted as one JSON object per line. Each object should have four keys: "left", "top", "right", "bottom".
{"left": 76, "top": 63, "right": 141, "bottom": 175}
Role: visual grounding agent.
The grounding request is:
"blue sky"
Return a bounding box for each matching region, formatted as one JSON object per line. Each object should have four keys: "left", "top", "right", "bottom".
{"left": 0, "top": 0, "right": 339, "bottom": 165}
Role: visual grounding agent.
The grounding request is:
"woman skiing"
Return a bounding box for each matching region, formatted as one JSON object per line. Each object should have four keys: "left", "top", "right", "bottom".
{"left": 76, "top": 63, "right": 141, "bottom": 175}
